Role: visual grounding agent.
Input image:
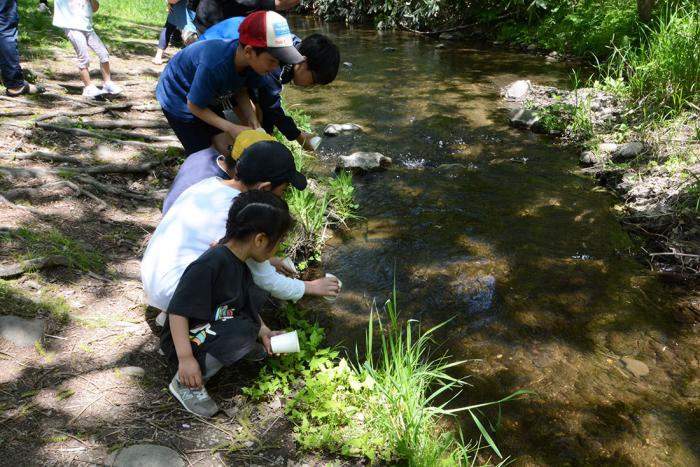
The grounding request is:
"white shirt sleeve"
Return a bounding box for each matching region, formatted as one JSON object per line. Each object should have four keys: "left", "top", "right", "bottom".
{"left": 246, "top": 259, "right": 305, "bottom": 302}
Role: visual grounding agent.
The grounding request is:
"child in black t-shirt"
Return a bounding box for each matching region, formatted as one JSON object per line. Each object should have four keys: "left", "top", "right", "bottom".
{"left": 161, "top": 190, "right": 291, "bottom": 417}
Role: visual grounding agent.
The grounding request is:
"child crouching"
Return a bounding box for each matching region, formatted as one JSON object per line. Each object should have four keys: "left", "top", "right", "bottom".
{"left": 160, "top": 190, "right": 290, "bottom": 417}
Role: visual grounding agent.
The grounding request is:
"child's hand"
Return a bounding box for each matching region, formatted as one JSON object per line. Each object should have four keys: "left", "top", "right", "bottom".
{"left": 297, "top": 132, "right": 318, "bottom": 151}
{"left": 305, "top": 276, "right": 340, "bottom": 297}
{"left": 178, "top": 355, "right": 203, "bottom": 388}
{"left": 269, "top": 257, "right": 296, "bottom": 277}
{"left": 258, "top": 326, "right": 285, "bottom": 355}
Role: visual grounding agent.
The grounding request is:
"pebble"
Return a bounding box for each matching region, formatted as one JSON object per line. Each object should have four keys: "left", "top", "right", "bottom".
{"left": 383, "top": 47, "right": 396, "bottom": 52}
{"left": 621, "top": 356, "right": 650, "bottom": 378}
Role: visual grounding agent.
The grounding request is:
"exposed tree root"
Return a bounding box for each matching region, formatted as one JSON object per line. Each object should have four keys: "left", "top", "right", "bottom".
{"left": 0, "top": 255, "right": 70, "bottom": 278}
{"left": 0, "top": 150, "right": 86, "bottom": 165}
{"left": 79, "top": 119, "right": 169, "bottom": 129}
{"left": 35, "top": 103, "right": 133, "bottom": 122}
{"left": 34, "top": 122, "right": 176, "bottom": 148}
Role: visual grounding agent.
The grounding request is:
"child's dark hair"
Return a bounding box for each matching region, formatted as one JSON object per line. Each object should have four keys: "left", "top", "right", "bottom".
{"left": 299, "top": 34, "right": 340, "bottom": 85}
{"left": 219, "top": 191, "right": 292, "bottom": 248}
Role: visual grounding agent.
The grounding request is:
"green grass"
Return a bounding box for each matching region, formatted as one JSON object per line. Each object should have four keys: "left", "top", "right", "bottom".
{"left": 17, "top": 0, "right": 166, "bottom": 59}
{"left": 0, "top": 279, "right": 71, "bottom": 324}
{"left": 604, "top": 4, "right": 700, "bottom": 118}
{"left": 245, "top": 291, "right": 528, "bottom": 465}
{"left": 0, "top": 227, "right": 103, "bottom": 273}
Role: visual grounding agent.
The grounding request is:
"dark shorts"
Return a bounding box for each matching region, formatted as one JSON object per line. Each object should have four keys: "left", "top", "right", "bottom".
{"left": 162, "top": 106, "right": 226, "bottom": 155}
{"left": 160, "top": 314, "right": 260, "bottom": 375}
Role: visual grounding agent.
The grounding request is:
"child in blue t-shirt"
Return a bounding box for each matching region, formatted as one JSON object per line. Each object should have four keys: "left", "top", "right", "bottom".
{"left": 156, "top": 10, "right": 304, "bottom": 156}
{"left": 161, "top": 190, "right": 289, "bottom": 417}
{"left": 200, "top": 18, "right": 341, "bottom": 153}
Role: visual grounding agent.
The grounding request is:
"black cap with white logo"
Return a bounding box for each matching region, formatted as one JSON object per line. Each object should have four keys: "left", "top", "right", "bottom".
{"left": 237, "top": 140, "right": 307, "bottom": 190}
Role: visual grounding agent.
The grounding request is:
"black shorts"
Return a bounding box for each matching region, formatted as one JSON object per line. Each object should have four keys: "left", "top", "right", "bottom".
{"left": 162, "top": 106, "right": 226, "bottom": 155}
{"left": 160, "top": 314, "right": 260, "bottom": 375}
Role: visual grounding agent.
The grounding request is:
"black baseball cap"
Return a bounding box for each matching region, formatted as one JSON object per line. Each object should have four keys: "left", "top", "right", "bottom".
{"left": 237, "top": 140, "right": 307, "bottom": 190}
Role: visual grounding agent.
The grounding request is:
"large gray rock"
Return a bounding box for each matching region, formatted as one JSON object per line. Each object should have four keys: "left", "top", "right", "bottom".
{"left": 612, "top": 142, "right": 646, "bottom": 162}
{"left": 106, "top": 444, "right": 185, "bottom": 467}
{"left": 324, "top": 123, "right": 363, "bottom": 136}
{"left": 0, "top": 316, "right": 45, "bottom": 347}
{"left": 621, "top": 356, "right": 650, "bottom": 378}
{"left": 598, "top": 142, "right": 619, "bottom": 154}
{"left": 337, "top": 152, "right": 392, "bottom": 173}
{"left": 508, "top": 108, "right": 542, "bottom": 132}
{"left": 503, "top": 80, "right": 532, "bottom": 100}
{"left": 579, "top": 151, "right": 597, "bottom": 166}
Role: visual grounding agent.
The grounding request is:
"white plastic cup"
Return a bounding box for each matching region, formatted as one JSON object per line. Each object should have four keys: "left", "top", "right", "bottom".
{"left": 309, "top": 136, "right": 322, "bottom": 150}
{"left": 324, "top": 273, "right": 342, "bottom": 302}
{"left": 280, "top": 257, "right": 297, "bottom": 274}
{"left": 270, "top": 331, "right": 300, "bottom": 353}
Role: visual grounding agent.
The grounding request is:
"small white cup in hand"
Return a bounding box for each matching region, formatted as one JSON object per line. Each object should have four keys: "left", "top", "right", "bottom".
{"left": 309, "top": 136, "right": 322, "bottom": 150}
{"left": 270, "top": 331, "right": 300, "bottom": 353}
{"left": 324, "top": 273, "right": 342, "bottom": 302}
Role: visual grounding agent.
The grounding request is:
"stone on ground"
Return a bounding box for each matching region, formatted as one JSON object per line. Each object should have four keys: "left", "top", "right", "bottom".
{"left": 337, "top": 152, "right": 392, "bottom": 173}
{"left": 105, "top": 444, "right": 185, "bottom": 467}
{"left": 503, "top": 80, "right": 532, "bottom": 99}
{"left": 0, "top": 316, "right": 45, "bottom": 348}
{"left": 612, "top": 142, "right": 646, "bottom": 162}
{"left": 621, "top": 356, "right": 650, "bottom": 378}
{"left": 453, "top": 274, "right": 496, "bottom": 312}
{"left": 508, "top": 108, "right": 543, "bottom": 132}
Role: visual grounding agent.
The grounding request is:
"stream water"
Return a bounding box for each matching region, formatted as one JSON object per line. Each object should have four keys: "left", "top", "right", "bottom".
{"left": 285, "top": 16, "right": 700, "bottom": 466}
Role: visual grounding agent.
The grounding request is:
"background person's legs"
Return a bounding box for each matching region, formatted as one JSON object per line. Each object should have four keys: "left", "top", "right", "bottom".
{"left": 0, "top": 0, "right": 27, "bottom": 91}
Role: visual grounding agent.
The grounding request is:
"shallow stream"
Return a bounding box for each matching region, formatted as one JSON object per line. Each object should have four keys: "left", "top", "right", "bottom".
{"left": 286, "top": 17, "right": 700, "bottom": 466}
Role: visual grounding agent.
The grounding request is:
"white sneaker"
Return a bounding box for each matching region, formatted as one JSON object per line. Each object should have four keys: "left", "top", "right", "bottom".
{"left": 82, "top": 84, "right": 106, "bottom": 98}
{"left": 102, "top": 81, "right": 123, "bottom": 95}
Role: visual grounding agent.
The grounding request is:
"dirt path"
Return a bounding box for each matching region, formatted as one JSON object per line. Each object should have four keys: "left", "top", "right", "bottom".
{"left": 0, "top": 47, "right": 350, "bottom": 466}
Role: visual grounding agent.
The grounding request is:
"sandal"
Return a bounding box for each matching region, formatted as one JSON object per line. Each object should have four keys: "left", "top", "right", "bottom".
{"left": 6, "top": 82, "right": 46, "bottom": 97}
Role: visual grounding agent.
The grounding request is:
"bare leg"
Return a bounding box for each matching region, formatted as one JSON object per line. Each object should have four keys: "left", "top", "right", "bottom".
{"left": 153, "top": 48, "right": 164, "bottom": 64}
{"left": 99, "top": 61, "right": 111, "bottom": 84}
{"left": 78, "top": 67, "right": 91, "bottom": 87}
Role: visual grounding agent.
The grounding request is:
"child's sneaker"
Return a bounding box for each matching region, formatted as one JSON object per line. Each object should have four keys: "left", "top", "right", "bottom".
{"left": 102, "top": 81, "right": 123, "bottom": 95}
{"left": 82, "top": 84, "right": 106, "bottom": 98}
{"left": 155, "top": 311, "right": 167, "bottom": 327}
{"left": 169, "top": 376, "right": 218, "bottom": 417}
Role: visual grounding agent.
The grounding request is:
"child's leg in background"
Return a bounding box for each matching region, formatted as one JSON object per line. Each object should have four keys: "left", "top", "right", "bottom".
{"left": 63, "top": 29, "right": 97, "bottom": 92}
{"left": 86, "top": 31, "right": 123, "bottom": 95}
{"left": 154, "top": 22, "right": 178, "bottom": 64}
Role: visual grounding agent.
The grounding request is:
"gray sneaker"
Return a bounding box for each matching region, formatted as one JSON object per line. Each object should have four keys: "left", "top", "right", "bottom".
{"left": 169, "top": 376, "right": 218, "bottom": 417}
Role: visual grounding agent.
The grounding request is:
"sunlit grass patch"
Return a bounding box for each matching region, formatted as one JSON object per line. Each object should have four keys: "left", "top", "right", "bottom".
{"left": 0, "top": 279, "right": 71, "bottom": 324}
{"left": 1, "top": 227, "right": 103, "bottom": 273}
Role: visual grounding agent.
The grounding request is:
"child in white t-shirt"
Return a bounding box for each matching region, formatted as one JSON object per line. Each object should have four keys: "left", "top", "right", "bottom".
{"left": 52, "top": 0, "right": 123, "bottom": 98}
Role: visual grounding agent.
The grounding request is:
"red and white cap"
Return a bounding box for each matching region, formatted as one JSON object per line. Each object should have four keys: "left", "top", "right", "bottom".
{"left": 238, "top": 11, "right": 304, "bottom": 65}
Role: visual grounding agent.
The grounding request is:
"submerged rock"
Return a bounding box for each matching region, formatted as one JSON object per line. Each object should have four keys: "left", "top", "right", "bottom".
{"left": 453, "top": 274, "right": 496, "bottom": 313}
{"left": 435, "top": 43, "right": 446, "bottom": 49}
{"left": 621, "top": 356, "right": 650, "bottom": 378}
{"left": 342, "top": 62, "right": 353, "bottom": 69}
{"left": 337, "top": 152, "right": 392, "bottom": 173}
{"left": 503, "top": 80, "right": 532, "bottom": 100}
{"left": 106, "top": 444, "right": 184, "bottom": 467}
{"left": 0, "top": 316, "right": 45, "bottom": 348}
{"left": 324, "top": 123, "right": 363, "bottom": 136}
{"left": 383, "top": 47, "right": 396, "bottom": 52}
{"left": 438, "top": 32, "right": 461, "bottom": 41}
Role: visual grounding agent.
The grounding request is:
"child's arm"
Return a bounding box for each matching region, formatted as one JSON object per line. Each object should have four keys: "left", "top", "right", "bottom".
{"left": 187, "top": 101, "right": 249, "bottom": 140}
{"left": 169, "top": 314, "right": 203, "bottom": 388}
{"left": 233, "top": 89, "right": 261, "bottom": 129}
{"left": 90, "top": 0, "right": 99, "bottom": 13}
{"left": 257, "top": 316, "right": 283, "bottom": 355}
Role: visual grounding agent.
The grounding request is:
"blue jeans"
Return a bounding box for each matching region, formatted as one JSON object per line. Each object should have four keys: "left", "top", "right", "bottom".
{"left": 0, "top": 0, "right": 25, "bottom": 89}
